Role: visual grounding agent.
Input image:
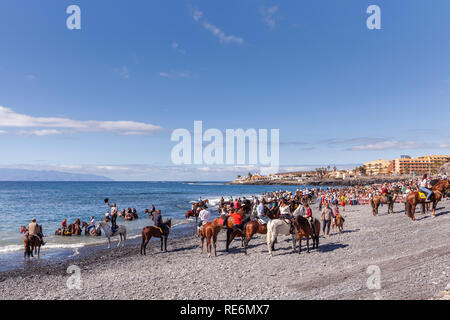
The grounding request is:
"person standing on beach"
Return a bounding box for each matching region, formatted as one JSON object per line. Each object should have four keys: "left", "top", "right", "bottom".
{"left": 321, "top": 202, "right": 333, "bottom": 238}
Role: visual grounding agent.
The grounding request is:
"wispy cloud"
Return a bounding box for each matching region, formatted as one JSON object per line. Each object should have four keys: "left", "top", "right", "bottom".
{"left": 159, "top": 71, "right": 191, "bottom": 79}
{"left": 191, "top": 8, "right": 244, "bottom": 44}
{"left": 171, "top": 42, "right": 186, "bottom": 54}
{"left": 0, "top": 106, "right": 163, "bottom": 136}
{"left": 19, "top": 129, "right": 62, "bottom": 136}
{"left": 24, "top": 74, "right": 37, "bottom": 81}
{"left": 260, "top": 5, "right": 279, "bottom": 29}
{"left": 115, "top": 66, "right": 130, "bottom": 79}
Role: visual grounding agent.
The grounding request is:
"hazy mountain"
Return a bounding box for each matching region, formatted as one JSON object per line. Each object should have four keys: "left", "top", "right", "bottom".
{"left": 0, "top": 168, "right": 114, "bottom": 181}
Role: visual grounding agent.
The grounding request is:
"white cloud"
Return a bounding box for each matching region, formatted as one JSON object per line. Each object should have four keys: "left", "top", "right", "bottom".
{"left": 349, "top": 140, "right": 435, "bottom": 151}
{"left": 115, "top": 66, "right": 130, "bottom": 79}
{"left": 24, "top": 74, "right": 37, "bottom": 81}
{"left": 260, "top": 6, "right": 279, "bottom": 29}
{"left": 171, "top": 42, "right": 179, "bottom": 49}
{"left": 0, "top": 130, "right": 7, "bottom": 134}
{"left": 159, "top": 71, "right": 190, "bottom": 79}
{"left": 0, "top": 106, "right": 163, "bottom": 135}
{"left": 19, "top": 129, "right": 62, "bottom": 136}
{"left": 191, "top": 8, "right": 244, "bottom": 44}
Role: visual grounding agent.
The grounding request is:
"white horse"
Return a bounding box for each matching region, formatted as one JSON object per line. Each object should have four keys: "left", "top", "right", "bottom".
{"left": 98, "top": 221, "right": 127, "bottom": 249}
{"left": 266, "top": 219, "right": 297, "bottom": 257}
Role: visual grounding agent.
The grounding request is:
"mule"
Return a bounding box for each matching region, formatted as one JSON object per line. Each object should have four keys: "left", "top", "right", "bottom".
{"left": 140, "top": 219, "right": 172, "bottom": 255}
{"left": 98, "top": 221, "right": 127, "bottom": 248}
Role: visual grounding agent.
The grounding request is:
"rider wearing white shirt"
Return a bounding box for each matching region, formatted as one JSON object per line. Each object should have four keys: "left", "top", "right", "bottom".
{"left": 419, "top": 174, "right": 432, "bottom": 202}
{"left": 198, "top": 207, "right": 212, "bottom": 232}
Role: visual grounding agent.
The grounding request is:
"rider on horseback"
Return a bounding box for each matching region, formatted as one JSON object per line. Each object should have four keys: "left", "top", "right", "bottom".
{"left": 197, "top": 206, "right": 211, "bottom": 233}
{"left": 106, "top": 201, "right": 119, "bottom": 233}
{"left": 87, "top": 216, "right": 96, "bottom": 232}
{"left": 28, "top": 218, "right": 45, "bottom": 245}
{"left": 279, "top": 200, "right": 295, "bottom": 234}
{"left": 419, "top": 174, "right": 433, "bottom": 202}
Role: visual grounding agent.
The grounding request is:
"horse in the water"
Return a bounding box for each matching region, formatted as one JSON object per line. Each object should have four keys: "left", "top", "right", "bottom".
{"left": 81, "top": 221, "right": 101, "bottom": 236}
{"left": 294, "top": 216, "right": 320, "bottom": 254}
{"left": 140, "top": 219, "right": 172, "bottom": 255}
{"left": 405, "top": 180, "right": 449, "bottom": 220}
{"left": 20, "top": 225, "right": 43, "bottom": 258}
{"left": 98, "top": 221, "right": 127, "bottom": 248}
{"left": 67, "top": 219, "right": 82, "bottom": 235}
{"left": 199, "top": 222, "right": 221, "bottom": 258}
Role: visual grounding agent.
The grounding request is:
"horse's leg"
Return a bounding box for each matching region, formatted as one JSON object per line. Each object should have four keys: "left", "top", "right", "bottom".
{"left": 160, "top": 236, "right": 163, "bottom": 251}
{"left": 225, "top": 229, "right": 231, "bottom": 252}
{"left": 117, "top": 234, "right": 122, "bottom": 248}
{"left": 213, "top": 232, "right": 218, "bottom": 257}
{"left": 432, "top": 201, "right": 437, "bottom": 217}
{"left": 165, "top": 236, "right": 168, "bottom": 252}
{"left": 298, "top": 236, "right": 302, "bottom": 254}
{"left": 207, "top": 235, "right": 212, "bottom": 258}
{"left": 306, "top": 236, "right": 310, "bottom": 253}
{"left": 200, "top": 235, "right": 204, "bottom": 254}
{"left": 411, "top": 204, "right": 416, "bottom": 221}
{"left": 108, "top": 237, "right": 111, "bottom": 249}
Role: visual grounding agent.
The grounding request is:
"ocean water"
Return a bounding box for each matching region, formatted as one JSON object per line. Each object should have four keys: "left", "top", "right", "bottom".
{"left": 0, "top": 181, "right": 309, "bottom": 263}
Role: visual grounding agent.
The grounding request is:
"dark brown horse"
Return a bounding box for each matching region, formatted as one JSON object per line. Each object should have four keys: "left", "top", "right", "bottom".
{"left": 405, "top": 180, "right": 449, "bottom": 220}
{"left": 20, "top": 226, "right": 43, "bottom": 258}
{"left": 294, "top": 216, "right": 320, "bottom": 254}
{"left": 185, "top": 209, "right": 199, "bottom": 224}
{"left": 228, "top": 220, "right": 267, "bottom": 254}
{"left": 81, "top": 221, "right": 101, "bottom": 236}
{"left": 370, "top": 193, "right": 398, "bottom": 216}
{"left": 140, "top": 219, "right": 172, "bottom": 255}
{"left": 198, "top": 222, "right": 221, "bottom": 257}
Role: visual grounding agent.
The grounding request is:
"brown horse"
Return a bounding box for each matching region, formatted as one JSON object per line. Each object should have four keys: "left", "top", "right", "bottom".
{"left": 229, "top": 220, "right": 267, "bottom": 255}
{"left": 140, "top": 219, "right": 172, "bottom": 255}
{"left": 185, "top": 209, "right": 199, "bottom": 224}
{"left": 405, "top": 180, "right": 449, "bottom": 220}
{"left": 67, "top": 219, "right": 82, "bottom": 235}
{"left": 331, "top": 213, "right": 345, "bottom": 233}
{"left": 294, "top": 216, "right": 320, "bottom": 254}
{"left": 370, "top": 193, "right": 398, "bottom": 216}
{"left": 199, "top": 222, "right": 221, "bottom": 257}
{"left": 81, "top": 221, "right": 101, "bottom": 236}
{"left": 20, "top": 226, "right": 43, "bottom": 258}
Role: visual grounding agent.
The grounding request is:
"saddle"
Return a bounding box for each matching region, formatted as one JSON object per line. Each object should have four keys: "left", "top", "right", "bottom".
{"left": 418, "top": 192, "right": 433, "bottom": 202}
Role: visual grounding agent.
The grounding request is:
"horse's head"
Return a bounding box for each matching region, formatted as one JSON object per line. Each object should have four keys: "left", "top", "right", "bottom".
{"left": 20, "top": 226, "right": 27, "bottom": 234}
{"left": 165, "top": 219, "right": 172, "bottom": 228}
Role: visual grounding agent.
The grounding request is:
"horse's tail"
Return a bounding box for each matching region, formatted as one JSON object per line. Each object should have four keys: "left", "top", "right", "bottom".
{"left": 405, "top": 201, "right": 411, "bottom": 218}
{"left": 370, "top": 199, "right": 375, "bottom": 209}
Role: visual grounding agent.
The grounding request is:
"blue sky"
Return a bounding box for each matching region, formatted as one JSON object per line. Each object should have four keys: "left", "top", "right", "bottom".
{"left": 0, "top": 0, "right": 449, "bottom": 180}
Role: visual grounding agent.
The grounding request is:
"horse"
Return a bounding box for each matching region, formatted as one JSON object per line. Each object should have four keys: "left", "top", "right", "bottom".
{"left": 97, "top": 221, "right": 127, "bottom": 248}
{"left": 67, "top": 219, "right": 82, "bottom": 235}
{"left": 241, "top": 220, "right": 267, "bottom": 255}
{"left": 199, "top": 222, "right": 221, "bottom": 258}
{"left": 405, "top": 180, "right": 449, "bottom": 220}
{"left": 55, "top": 228, "right": 72, "bottom": 236}
{"left": 331, "top": 213, "right": 345, "bottom": 233}
{"left": 266, "top": 219, "right": 298, "bottom": 257}
{"left": 81, "top": 221, "right": 101, "bottom": 236}
{"left": 140, "top": 219, "right": 172, "bottom": 255}
{"left": 185, "top": 209, "right": 199, "bottom": 224}
{"left": 294, "top": 216, "right": 320, "bottom": 254}
{"left": 20, "top": 226, "right": 43, "bottom": 258}
{"left": 125, "top": 208, "right": 138, "bottom": 221}
{"left": 370, "top": 193, "right": 398, "bottom": 216}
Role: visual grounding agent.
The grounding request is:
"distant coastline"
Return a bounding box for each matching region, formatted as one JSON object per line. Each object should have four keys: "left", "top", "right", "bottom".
{"left": 0, "top": 168, "right": 113, "bottom": 182}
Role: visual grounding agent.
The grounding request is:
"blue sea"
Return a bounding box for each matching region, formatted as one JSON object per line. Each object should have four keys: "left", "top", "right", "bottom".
{"left": 0, "top": 181, "right": 312, "bottom": 270}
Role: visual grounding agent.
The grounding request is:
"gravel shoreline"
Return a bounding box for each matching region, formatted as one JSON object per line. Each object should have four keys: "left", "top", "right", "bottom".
{"left": 1, "top": 199, "right": 449, "bottom": 300}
